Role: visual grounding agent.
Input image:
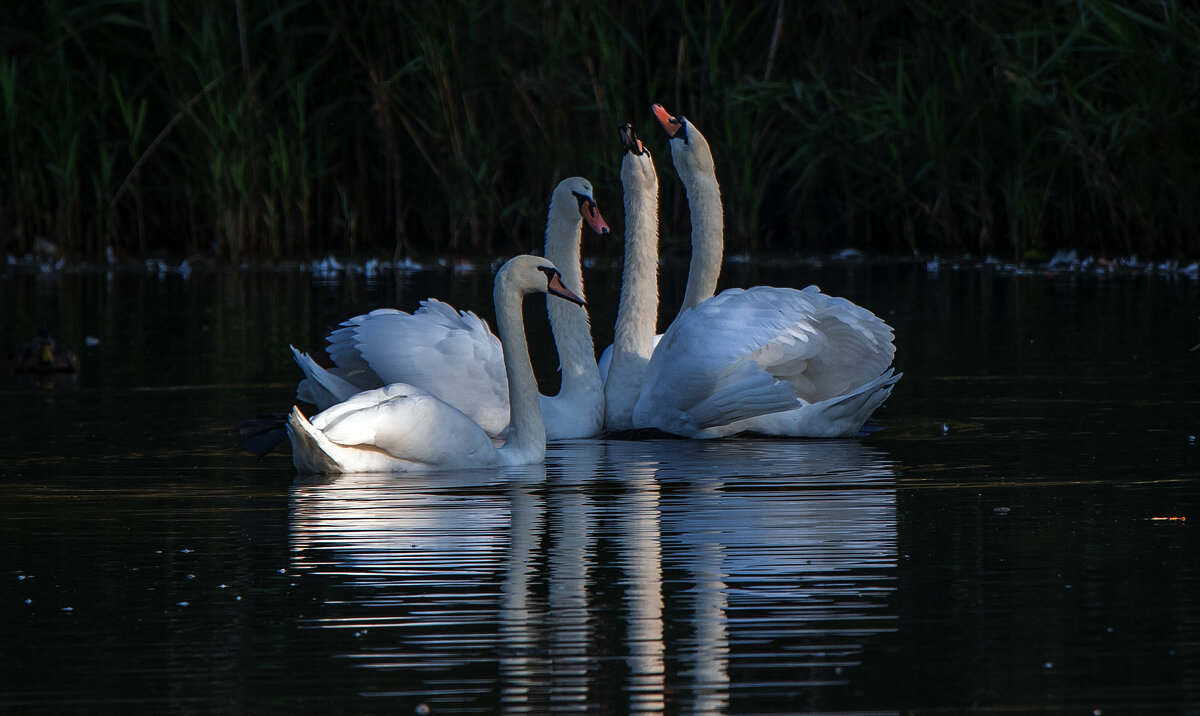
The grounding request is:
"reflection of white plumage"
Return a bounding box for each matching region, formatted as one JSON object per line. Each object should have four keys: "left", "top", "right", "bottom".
{"left": 614, "top": 104, "right": 900, "bottom": 438}
{"left": 286, "top": 438, "right": 897, "bottom": 708}
{"left": 292, "top": 177, "right": 610, "bottom": 439}
{"left": 286, "top": 255, "right": 585, "bottom": 473}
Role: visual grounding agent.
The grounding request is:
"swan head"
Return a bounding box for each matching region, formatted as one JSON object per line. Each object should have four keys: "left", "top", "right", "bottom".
{"left": 619, "top": 123, "right": 657, "bottom": 189}
{"left": 619, "top": 123, "right": 647, "bottom": 156}
{"left": 554, "top": 177, "right": 610, "bottom": 235}
{"left": 497, "top": 255, "right": 586, "bottom": 307}
{"left": 651, "top": 103, "right": 715, "bottom": 177}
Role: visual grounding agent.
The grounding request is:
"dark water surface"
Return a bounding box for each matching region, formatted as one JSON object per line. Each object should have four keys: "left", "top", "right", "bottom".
{"left": 1, "top": 257, "right": 1198, "bottom": 713}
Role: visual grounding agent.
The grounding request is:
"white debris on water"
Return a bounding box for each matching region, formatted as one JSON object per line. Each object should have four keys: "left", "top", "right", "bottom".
{"left": 5, "top": 249, "right": 1199, "bottom": 289}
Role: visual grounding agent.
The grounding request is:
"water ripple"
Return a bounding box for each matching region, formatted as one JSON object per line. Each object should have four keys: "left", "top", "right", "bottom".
{"left": 284, "top": 438, "right": 898, "bottom": 711}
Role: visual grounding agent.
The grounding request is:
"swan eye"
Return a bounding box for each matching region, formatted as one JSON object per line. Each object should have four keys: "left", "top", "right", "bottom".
{"left": 674, "top": 116, "right": 690, "bottom": 144}
{"left": 571, "top": 191, "right": 596, "bottom": 215}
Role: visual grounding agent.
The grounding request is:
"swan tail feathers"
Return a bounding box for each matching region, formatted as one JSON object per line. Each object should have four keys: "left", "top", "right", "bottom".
{"left": 291, "top": 345, "right": 360, "bottom": 411}
{"left": 705, "top": 368, "right": 900, "bottom": 439}
{"left": 787, "top": 369, "right": 901, "bottom": 438}
{"left": 811, "top": 369, "right": 901, "bottom": 436}
{"left": 286, "top": 406, "right": 343, "bottom": 474}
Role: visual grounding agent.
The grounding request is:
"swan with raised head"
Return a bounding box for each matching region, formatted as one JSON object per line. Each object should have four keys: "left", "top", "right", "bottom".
{"left": 598, "top": 104, "right": 718, "bottom": 399}
{"left": 598, "top": 104, "right": 725, "bottom": 417}
{"left": 287, "top": 255, "right": 585, "bottom": 473}
{"left": 625, "top": 104, "right": 901, "bottom": 438}
{"left": 602, "top": 124, "right": 660, "bottom": 431}
{"left": 292, "top": 177, "right": 610, "bottom": 439}
{"left": 652, "top": 104, "right": 724, "bottom": 318}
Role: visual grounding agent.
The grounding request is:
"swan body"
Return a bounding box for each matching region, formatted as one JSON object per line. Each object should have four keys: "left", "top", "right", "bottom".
{"left": 632, "top": 285, "right": 899, "bottom": 438}
{"left": 298, "top": 299, "right": 511, "bottom": 435}
{"left": 617, "top": 104, "right": 900, "bottom": 438}
{"left": 293, "top": 177, "right": 610, "bottom": 439}
{"left": 287, "top": 255, "right": 584, "bottom": 473}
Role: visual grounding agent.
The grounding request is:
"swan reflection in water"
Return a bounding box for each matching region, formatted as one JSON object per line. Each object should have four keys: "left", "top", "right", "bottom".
{"left": 289, "top": 438, "right": 897, "bottom": 712}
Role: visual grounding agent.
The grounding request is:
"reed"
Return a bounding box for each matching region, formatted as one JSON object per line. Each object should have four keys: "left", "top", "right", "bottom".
{"left": 0, "top": 0, "right": 1197, "bottom": 261}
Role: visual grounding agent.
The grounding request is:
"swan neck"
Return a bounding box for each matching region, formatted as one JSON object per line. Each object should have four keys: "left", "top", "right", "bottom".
{"left": 678, "top": 171, "right": 722, "bottom": 314}
{"left": 544, "top": 203, "right": 600, "bottom": 398}
{"left": 605, "top": 166, "right": 660, "bottom": 429}
{"left": 494, "top": 281, "right": 545, "bottom": 461}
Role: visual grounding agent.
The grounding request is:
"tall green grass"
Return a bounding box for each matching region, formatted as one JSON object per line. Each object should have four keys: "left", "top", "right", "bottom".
{"left": 0, "top": 0, "right": 1197, "bottom": 261}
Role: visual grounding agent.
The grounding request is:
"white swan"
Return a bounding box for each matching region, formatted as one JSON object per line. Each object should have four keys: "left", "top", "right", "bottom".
{"left": 599, "top": 104, "right": 722, "bottom": 410}
{"left": 292, "top": 177, "right": 610, "bottom": 439}
{"left": 624, "top": 104, "right": 900, "bottom": 438}
{"left": 287, "top": 255, "right": 585, "bottom": 473}
{"left": 602, "top": 124, "right": 661, "bottom": 430}
{"left": 599, "top": 105, "right": 724, "bottom": 424}
{"left": 649, "top": 105, "right": 725, "bottom": 317}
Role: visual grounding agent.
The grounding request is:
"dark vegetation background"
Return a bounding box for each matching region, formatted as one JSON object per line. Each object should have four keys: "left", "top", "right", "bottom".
{"left": 1, "top": 0, "right": 1197, "bottom": 263}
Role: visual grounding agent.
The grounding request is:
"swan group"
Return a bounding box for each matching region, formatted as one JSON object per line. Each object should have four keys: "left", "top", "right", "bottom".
{"left": 283, "top": 104, "right": 901, "bottom": 473}
{"left": 601, "top": 106, "right": 900, "bottom": 439}
{"left": 291, "top": 176, "right": 610, "bottom": 440}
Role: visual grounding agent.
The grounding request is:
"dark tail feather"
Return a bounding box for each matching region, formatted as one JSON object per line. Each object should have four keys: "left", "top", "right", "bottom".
{"left": 238, "top": 414, "right": 288, "bottom": 458}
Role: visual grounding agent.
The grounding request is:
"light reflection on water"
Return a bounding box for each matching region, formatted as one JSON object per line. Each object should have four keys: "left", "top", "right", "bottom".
{"left": 288, "top": 439, "right": 897, "bottom": 712}
{"left": 2, "top": 262, "right": 1199, "bottom": 712}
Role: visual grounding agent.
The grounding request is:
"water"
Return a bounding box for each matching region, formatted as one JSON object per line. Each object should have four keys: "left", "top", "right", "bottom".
{"left": 1, "top": 257, "right": 1198, "bottom": 713}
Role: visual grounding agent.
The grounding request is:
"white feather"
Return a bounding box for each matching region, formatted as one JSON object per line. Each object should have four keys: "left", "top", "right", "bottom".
{"left": 287, "top": 256, "right": 573, "bottom": 473}
{"left": 618, "top": 106, "right": 900, "bottom": 438}
{"left": 292, "top": 177, "right": 608, "bottom": 439}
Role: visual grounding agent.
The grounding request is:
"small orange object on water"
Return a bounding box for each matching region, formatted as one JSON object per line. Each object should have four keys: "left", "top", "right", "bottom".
{"left": 1147, "top": 516, "right": 1187, "bottom": 522}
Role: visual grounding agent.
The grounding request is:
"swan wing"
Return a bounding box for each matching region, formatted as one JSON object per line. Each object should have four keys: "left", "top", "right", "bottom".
{"left": 765, "top": 286, "right": 896, "bottom": 402}
{"left": 302, "top": 384, "right": 501, "bottom": 469}
{"left": 322, "top": 315, "right": 387, "bottom": 391}
{"left": 634, "top": 286, "right": 897, "bottom": 436}
{"left": 703, "top": 368, "right": 902, "bottom": 438}
{"left": 336, "top": 301, "right": 511, "bottom": 437}
{"left": 291, "top": 346, "right": 364, "bottom": 411}
{"left": 633, "top": 292, "right": 798, "bottom": 434}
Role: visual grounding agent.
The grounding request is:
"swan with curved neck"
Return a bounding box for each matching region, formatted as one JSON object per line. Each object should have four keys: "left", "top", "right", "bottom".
{"left": 540, "top": 178, "right": 609, "bottom": 438}
{"left": 292, "top": 177, "right": 610, "bottom": 439}
{"left": 287, "top": 255, "right": 585, "bottom": 473}
{"left": 629, "top": 104, "right": 901, "bottom": 438}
